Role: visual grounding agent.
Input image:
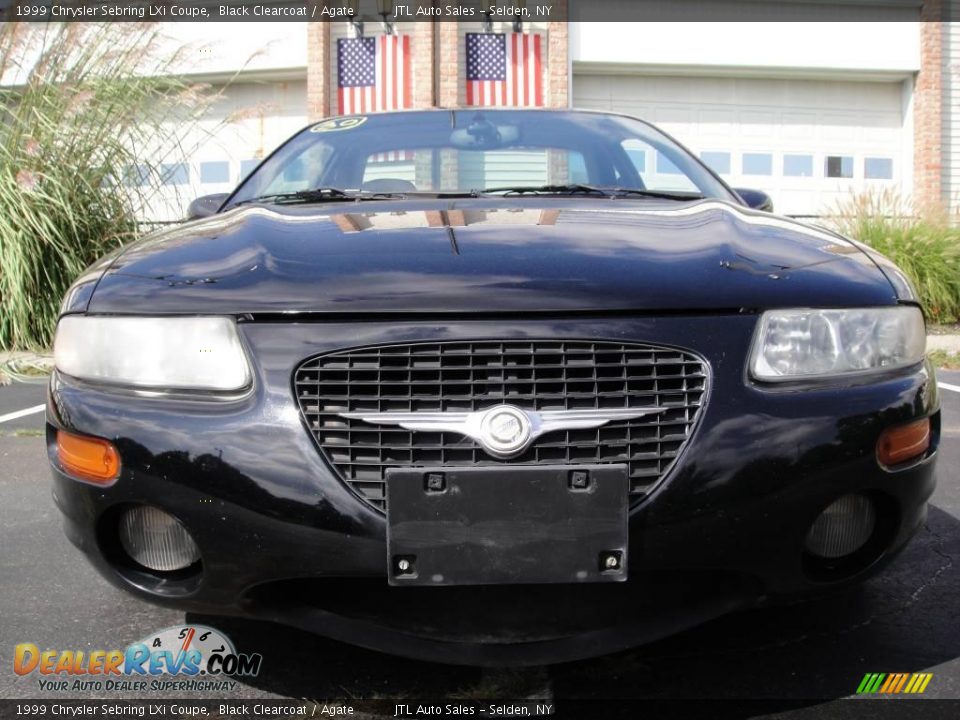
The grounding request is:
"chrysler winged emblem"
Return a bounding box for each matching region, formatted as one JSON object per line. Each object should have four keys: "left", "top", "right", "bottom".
{"left": 338, "top": 404, "right": 666, "bottom": 459}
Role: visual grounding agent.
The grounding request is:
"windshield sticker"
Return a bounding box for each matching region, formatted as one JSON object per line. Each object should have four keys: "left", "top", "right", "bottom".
{"left": 310, "top": 117, "right": 367, "bottom": 133}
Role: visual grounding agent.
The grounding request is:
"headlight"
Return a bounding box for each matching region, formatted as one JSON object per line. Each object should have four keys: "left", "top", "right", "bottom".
{"left": 54, "top": 316, "right": 251, "bottom": 391}
{"left": 750, "top": 307, "right": 925, "bottom": 381}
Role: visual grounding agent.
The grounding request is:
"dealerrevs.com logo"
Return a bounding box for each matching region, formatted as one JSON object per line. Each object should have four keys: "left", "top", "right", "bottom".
{"left": 14, "top": 625, "right": 263, "bottom": 693}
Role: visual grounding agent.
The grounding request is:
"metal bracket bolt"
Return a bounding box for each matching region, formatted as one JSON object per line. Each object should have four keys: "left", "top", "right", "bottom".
{"left": 568, "top": 470, "right": 591, "bottom": 490}
{"left": 425, "top": 472, "right": 446, "bottom": 492}
{"left": 395, "top": 556, "right": 416, "bottom": 575}
{"left": 600, "top": 551, "right": 622, "bottom": 571}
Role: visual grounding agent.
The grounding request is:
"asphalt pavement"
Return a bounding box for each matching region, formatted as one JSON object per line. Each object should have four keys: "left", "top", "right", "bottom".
{"left": 1, "top": 372, "right": 958, "bottom": 714}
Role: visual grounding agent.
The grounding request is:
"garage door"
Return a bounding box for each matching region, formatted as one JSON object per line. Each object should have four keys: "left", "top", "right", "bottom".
{"left": 573, "top": 74, "right": 907, "bottom": 217}
{"left": 140, "top": 80, "right": 309, "bottom": 223}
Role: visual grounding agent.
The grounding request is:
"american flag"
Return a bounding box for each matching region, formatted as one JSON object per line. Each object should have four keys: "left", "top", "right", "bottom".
{"left": 337, "top": 34, "right": 411, "bottom": 115}
{"left": 466, "top": 32, "right": 543, "bottom": 107}
{"left": 370, "top": 151, "right": 411, "bottom": 163}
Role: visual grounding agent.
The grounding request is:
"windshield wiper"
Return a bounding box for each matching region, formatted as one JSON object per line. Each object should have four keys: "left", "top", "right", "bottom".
{"left": 480, "top": 183, "right": 612, "bottom": 197}
{"left": 602, "top": 187, "right": 706, "bottom": 201}
{"left": 235, "top": 187, "right": 401, "bottom": 206}
{"left": 479, "top": 184, "right": 705, "bottom": 201}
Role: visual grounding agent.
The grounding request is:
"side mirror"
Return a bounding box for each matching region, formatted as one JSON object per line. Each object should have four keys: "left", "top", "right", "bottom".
{"left": 186, "top": 193, "right": 229, "bottom": 220}
{"left": 734, "top": 188, "right": 773, "bottom": 213}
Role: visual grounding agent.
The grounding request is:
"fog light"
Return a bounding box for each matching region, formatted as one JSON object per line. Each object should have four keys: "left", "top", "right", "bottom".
{"left": 118, "top": 506, "right": 200, "bottom": 572}
{"left": 804, "top": 494, "right": 876, "bottom": 559}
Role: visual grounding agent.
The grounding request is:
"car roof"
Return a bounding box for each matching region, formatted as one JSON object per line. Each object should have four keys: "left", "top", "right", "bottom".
{"left": 320, "top": 107, "right": 643, "bottom": 122}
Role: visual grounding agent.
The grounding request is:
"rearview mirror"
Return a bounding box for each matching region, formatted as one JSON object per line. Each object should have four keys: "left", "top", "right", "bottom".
{"left": 449, "top": 114, "right": 519, "bottom": 150}
{"left": 186, "top": 193, "right": 229, "bottom": 220}
{"left": 734, "top": 188, "right": 774, "bottom": 213}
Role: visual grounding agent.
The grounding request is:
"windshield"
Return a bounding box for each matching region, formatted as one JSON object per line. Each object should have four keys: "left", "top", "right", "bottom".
{"left": 225, "top": 110, "right": 736, "bottom": 206}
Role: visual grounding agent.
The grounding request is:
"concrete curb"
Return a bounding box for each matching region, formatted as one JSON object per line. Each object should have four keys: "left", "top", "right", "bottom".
{"left": 927, "top": 335, "right": 960, "bottom": 353}
{"left": 0, "top": 352, "right": 55, "bottom": 386}
{"left": 0, "top": 351, "right": 45, "bottom": 363}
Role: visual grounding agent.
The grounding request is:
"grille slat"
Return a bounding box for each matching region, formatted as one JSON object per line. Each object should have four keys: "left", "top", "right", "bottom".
{"left": 294, "top": 340, "right": 708, "bottom": 513}
{"left": 301, "top": 390, "right": 704, "bottom": 404}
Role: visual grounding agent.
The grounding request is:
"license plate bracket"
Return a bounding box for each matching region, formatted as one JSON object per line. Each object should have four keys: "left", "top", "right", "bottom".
{"left": 385, "top": 464, "right": 628, "bottom": 586}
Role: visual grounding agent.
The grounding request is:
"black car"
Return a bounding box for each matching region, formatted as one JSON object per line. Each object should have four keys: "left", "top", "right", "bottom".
{"left": 48, "top": 109, "right": 940, "bottom": 665}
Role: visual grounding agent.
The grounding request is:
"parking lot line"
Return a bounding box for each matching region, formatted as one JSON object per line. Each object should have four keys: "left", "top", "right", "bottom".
{"left": 940, "top": 382, "right": 960, "bottom": 393}
{"left": 0, "top": 404, "right": 45, "bottom": 424}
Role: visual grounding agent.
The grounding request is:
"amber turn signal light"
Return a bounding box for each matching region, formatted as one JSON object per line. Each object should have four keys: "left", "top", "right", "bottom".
{"left": 57, "top": 430, "right": 120, "bottom": 484}
{"left": 877, "top": 418, "right": 931, "bottom": 467}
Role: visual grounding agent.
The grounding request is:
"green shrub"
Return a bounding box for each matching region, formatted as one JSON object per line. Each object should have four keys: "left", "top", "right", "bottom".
{"left": 0, "top": 22, "right": 219, "bottom": 350}
{"left": 928, "top": 349, "right": 960, "bottom": 370}
{"left": 831, "top": 189, "right": 960, "bottom": 324}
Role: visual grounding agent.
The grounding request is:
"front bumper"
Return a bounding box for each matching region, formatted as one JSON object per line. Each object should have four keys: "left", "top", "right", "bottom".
{"left": 47, "top": 315, "right": 940, "bottom": 664}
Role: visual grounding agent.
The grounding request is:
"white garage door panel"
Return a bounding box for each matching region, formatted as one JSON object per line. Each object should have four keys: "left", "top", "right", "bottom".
{"left": 141, "top": 80, "right": 309, "bottom": 223}
{"left": 574, "top": 74, "right": 906, "bottom": 216}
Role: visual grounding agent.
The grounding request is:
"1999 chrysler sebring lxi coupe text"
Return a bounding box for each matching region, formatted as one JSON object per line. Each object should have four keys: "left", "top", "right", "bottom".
{"left": 48, "top": 109, "right": 940, "bottom": 664}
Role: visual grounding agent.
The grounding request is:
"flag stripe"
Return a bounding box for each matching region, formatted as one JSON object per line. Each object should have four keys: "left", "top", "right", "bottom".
{"left": 534, "top": 34, "right": 543, "bottom": 106}
{"left": 508, "top": 33, "right": 516, "bottom": 106}
{"left": 520, "top": 33, "right": 527, "bottom": 106}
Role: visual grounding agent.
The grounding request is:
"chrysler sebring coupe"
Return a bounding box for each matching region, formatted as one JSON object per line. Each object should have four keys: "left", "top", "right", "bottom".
{"left": 48, "top": 109, "right": 940, "bottom": 664}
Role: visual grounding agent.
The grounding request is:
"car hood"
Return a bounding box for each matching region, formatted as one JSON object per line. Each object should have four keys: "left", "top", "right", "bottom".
{"left": 87, "top": 198, "right": 896, "bottom": 315}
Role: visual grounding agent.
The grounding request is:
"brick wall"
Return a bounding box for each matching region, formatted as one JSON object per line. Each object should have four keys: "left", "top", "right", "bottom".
{"left": 411, "top": 22, "right": 436, "bottom": 108}
{"left": 915, "top": 1, "right": 944, "bottom": 210}
{"left": 306, "top": 21, "right": 330, "bottom": 121}
{"left": 437, "top": 22, "right": 461, "bottom": 107}
{"left": 547, "top": 5, "right": 569, "bottom": 108}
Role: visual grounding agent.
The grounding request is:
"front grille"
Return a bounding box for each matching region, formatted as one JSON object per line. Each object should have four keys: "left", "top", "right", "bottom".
{"left": 294, "top": 340, "right": 708, "bottom": 512}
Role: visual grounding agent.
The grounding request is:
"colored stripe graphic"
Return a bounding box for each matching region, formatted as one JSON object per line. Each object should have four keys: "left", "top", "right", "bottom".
{"left": 857, "top": 672, "right": 932, "bottom": 694}
{"left": 881, "top": 673, "right": 908, "bottom": 693}
{"left": 857, "top": 673, "right": 886, "bottom": 693}
{"left": 905, "top": 673, "right": 933, "bottom": 694}
{"left": 880, "top": 674, "right": 895, "bottom": 693}
{"left": 893, "top": 673, "right": 909, "bottom": 693}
